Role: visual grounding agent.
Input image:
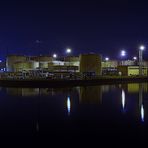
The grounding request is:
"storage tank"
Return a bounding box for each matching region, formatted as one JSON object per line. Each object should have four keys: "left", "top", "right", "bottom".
{"left": 14, "top": 61, "right": 39, "bottom": 72}
{"left": 64, "top": 56, "right": 80, "bottom": 66}
{"left": 6, "top": 55, "right": 27, "bottom": 72}
{"left": 38, "top": 56, "right": 53, "bottom": 62}
{"left": 39, "top": 62, "right": 49, "bottom": 69}
{"left": 79, "top": 53, "right": 102, "bottom": 75}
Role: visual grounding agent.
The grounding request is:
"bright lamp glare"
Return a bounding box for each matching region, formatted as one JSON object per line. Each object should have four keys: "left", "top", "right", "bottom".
{"left": 105, "top": 57, "right": 109, "bottom": 61}
{"left": 133, "top": 56, "right": 137, "bottom": 60}
{"left": 66, "top": 48, "right": 71, "bottom": 54}
{"left": 53, "top": 54, "right": 57, "bottom": 58}
{"left": 139, "top": 45, "right": 145, "bottom": 51}
{"left": 121, "top": 50, "right": 126, "bottom": 56}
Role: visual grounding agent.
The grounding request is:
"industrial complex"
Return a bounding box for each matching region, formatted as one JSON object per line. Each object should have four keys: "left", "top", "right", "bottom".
{"left": 0, "top": 53, "right": 148, "bottom": 79}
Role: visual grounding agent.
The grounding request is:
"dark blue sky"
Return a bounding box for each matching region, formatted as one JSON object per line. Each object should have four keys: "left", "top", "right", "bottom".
{"left": 0, "top": 0, "right": 148, "bottom": 60}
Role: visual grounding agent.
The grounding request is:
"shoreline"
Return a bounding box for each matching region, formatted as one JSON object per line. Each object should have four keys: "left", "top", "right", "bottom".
{"left": 0, "top": 76, "right": 148, "bottom": 88}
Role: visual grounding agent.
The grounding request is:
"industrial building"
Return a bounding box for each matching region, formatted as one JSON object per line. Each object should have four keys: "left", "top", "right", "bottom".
{"left": 118, "top": 66, "right": 148, "bottom": 76}
{"left": 6, "top": 53, "right": 101, "bottom": 73}
{"left": 79, "top": 53, "right": 102, "bottom": 75}
{"left": 4, "top": 54, "right": 148, "bottom": 78}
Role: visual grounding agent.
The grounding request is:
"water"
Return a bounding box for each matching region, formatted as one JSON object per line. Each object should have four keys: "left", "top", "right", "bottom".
{"left": 0, "top": 83, "right": 148, "bottom": 146}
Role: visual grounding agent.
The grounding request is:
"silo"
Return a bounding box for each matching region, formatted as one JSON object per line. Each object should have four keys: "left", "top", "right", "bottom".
{"left": 39, "top": 62, "right": 49, "bottom": 69}
{"left": 79, "top": 53, "right": 102, "bottom": 75}
{"left": 38, "top": 56, "right": 53, "bottom": 62}
{"left": 6, "top": 55, "right": 27, "bottom": 72}
{"left": 64, "top": 56, "right": 80, "bottom": 66}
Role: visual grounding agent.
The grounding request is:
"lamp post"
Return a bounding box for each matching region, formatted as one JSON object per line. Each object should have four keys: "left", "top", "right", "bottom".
{"left": 105, "top": 57, "right": 109, "bottom": 74}
{"left": 133, "top": 56, "right": 138, "bottom": 66}
{"left": 139, "top": 45, "right": 145, "bottom": 76}
{"left": 66, "top": 48, "right": 72, "bottom": 72}
{"left": 120, "top": 50, "right": 126, "bottom": 65}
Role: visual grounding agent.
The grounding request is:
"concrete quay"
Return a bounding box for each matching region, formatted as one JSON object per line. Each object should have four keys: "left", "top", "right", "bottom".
{"left": 0, "top": 76, "right": 148, "bottom": 88}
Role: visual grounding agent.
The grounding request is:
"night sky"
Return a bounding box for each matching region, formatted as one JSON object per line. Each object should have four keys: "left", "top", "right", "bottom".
{"left": 0, "top": 0, "right": 148, "bottom": 60}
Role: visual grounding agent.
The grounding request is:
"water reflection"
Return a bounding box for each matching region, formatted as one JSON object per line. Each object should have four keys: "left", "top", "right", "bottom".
{"left": 67, "top": 96, "right": 71, "bottom": 116}
{"left": 141, "top": 104, "right": 144, "bottom": 122}
{"left": 4, "top": 83, "right": 148, "bottom": 123}
{"left": 121, "top": 89, "right": 126, "bottom": 112}
{"left": 139, "top": 83, "right": 145, "bottom": 123}
{"left": 79, "top": 86, "right": 102, "bottom": 104}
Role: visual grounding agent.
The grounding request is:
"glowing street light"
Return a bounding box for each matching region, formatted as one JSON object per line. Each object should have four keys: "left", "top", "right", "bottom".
{"left": 133, "top": 56, "right": 137, "bottom": 60}
{"left": 120, "top": 50, "right": 126, "bottom": 65}
{"left": 105, "top": 57, "right": 109, "bottom": 61}
{"left": 53, "top": 53, "right": 57, "bottom": 58}
{"left": 121, "top": 50, "right": 126, "bottom": 57}
{"left": 66, "top": 48, "right": 72, "bottom": 69}
{"left": 139, "top": 45, "right": 145, "bottom": 51}
{"left": 66, "top": 48, "right": 72, "bottom": 54}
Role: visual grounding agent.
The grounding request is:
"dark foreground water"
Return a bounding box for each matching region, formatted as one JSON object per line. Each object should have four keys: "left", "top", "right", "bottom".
{"left": 0, "top": 83, "right": 148, "bottom": 147}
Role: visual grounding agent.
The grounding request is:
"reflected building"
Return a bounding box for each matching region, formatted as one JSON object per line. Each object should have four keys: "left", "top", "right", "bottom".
{"left": 120, "top": 83, "right": 146, "bottom": 122}
{"left": 6, "top": 87, "right": 79, "bottom": 97}
{"left": 139, "top": 83, "right": 145, "bottom": 122}
{"left": 79, "top": 86, "right": 102, "bottom": 104}
{"left": 7, "top": 88, "right": 40, "bottom": 96}
{"left": 120, "top": 83, "right": 148, "bottom": 93}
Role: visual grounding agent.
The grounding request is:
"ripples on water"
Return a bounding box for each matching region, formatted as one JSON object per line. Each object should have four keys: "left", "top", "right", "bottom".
{"left": 0, "top": 83, "right": 148, "bottom": 146}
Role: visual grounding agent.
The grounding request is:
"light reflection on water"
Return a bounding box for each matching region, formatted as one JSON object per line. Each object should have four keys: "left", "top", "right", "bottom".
{"left": 5, "top": 83, "right": 148, "bottom": 124}
{"left": 1, "top": 82, "right": 148, "bottom": 146}
{"left": 141, "top": 104, "right": 144, "bottom": 122}
{"left": 67, "top": 96, "right": 71, "bottom": 116}
{"left": 121, "top": 89, "right": 126, "bottom": 112}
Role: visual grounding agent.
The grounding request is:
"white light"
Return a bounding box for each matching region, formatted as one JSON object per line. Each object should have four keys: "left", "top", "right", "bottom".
{"left": 66, "top": 48, "right": 71, "bottom": 54}
{"left": 122, "top": 89, "right": 125, "bottom": 110}
{"left": 105, "top": 57, "right": 109, "bottom": 61}
{"left": 53, "top": 54, "right": 57, "bottom": 58}
{"left": 141, "top": 104, "right": 144, "bottom": 122}
{"left": 67, "top": 96, "right": 71, "bottom": 116}
{"left": 133, "top": 56, "right": 137, "bottom": 60}
{"left": 121, "top": 50, "right": 126, "bottom": 57}
{"left": 139, "top": 45, "right": 145, "bottom": 51}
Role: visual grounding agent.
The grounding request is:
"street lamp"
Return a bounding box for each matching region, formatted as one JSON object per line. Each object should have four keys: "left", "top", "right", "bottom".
{"left": 66, "top": 48, "right": 72, "bottom": 71}
{"left": 120, "top": 50, "right": 126, "bottom": 65}
{"left": 121, "top": 50, "right": 126, "bottom": 57}
{"left": 139, "top": 45, "right": 146, "bottom": 76}
{"left": 105, "top": 57, "right": 109, "bottom": 61}
{"left": 104, "top": 57, "right": 109, "bottom": 71}
{"left": 133, "top": 56, "right": 137, "bottom": 60}
{"left": 53, "top": 53, "right": 57, "bottom": 58}
{"left": 66, "top": 48, "right": 72, "bottom": 54}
